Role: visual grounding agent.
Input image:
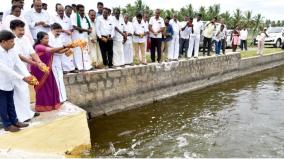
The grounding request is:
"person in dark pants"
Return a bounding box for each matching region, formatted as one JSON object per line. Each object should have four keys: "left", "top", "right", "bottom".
{"left": 0, "top": 30, "right": 30, "bottom": 132}
{"left": 203, "top": 18, "right": 217, "bottom": 56}
{"left": 179, "top": 16, "right": 190, "bottom": 58}
{"left": 149, "top": 9, "right": 165, "bottom": 63}
{"left": 240, "top": 27, "right": 248, "bottom": 51}
{"left": 96, "top": 8, "right": 115, "bottom": 68}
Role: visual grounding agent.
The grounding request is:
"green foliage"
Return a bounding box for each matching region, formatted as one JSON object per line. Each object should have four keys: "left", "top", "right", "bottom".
{"left": 120, "top": 0, "right": 281, "bottom": 31}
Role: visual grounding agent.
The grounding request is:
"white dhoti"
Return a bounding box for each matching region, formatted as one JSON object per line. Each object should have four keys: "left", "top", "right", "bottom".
{"left": 89, "top": 42, "right": 103, "bottom": 66}
{"left": 169, "top": 36, "right": 180, "bottom": 60}
{"left": 193, "top": 34, "right": 201, "bottom": 57}
{"left": 73, "top": 46, "right": 93, "bottom": 70}
{"left": 62, "top": 54, "right": 75, "bottom": 71}
{"left": 52, "top": 66, "right": 67, "bottom": 102}
{"left": 123, "top": 40, "right": 134, "bottom": 64}
{"left": 113, "top": 40, "right": 125, "bottom": 66}
{"left": 188, "top": 34, "right": 196, "bottom": 58}
{"left": 13, "top": 80, "right": 35, "bottom": 122}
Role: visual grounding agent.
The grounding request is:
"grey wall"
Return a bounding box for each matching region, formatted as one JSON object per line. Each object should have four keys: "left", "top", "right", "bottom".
{"left": 64, "top": 52, "right": 284, "bottom": 117}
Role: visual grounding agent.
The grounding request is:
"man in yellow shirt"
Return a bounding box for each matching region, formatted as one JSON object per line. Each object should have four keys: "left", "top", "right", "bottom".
{"left": 203, "top": 17, "right": 217, "bottom": 56}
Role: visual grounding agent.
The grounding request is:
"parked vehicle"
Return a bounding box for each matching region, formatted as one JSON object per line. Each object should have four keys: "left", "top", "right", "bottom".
{"left": 255, "top": 27, "right": 284, "bottom": 48}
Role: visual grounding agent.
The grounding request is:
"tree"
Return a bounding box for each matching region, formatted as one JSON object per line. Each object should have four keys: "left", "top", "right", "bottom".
{"left": 243, "top": 10, "right": 253, "bottom": 28}
{"left": 252, "top": 14, "right": 264, "bottom": 38}
{"left": 232, "top": 9, "right": 242, "bottom": 28}
{"left": 220, "top": 11, "right": 232, "bottom": 28}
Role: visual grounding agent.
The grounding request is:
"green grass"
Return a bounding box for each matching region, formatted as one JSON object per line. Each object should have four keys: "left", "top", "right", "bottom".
{"left": 241, "top": 47, "right": 282, "bottom": 58}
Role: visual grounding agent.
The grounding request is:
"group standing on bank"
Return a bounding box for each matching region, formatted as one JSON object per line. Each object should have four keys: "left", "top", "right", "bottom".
{"left": 0, "top": 0, "right": 261, "bottom": 132}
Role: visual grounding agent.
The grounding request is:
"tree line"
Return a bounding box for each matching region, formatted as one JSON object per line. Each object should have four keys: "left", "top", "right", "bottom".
{"left": 120, "top": 0, "right": 282, "bottom": 37}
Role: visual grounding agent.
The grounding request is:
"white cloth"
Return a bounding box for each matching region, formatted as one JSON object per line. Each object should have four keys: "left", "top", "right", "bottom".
{"left": 12, "top": 36, "right": 36, "bottom": 122}
{"left": 2, "top": 15, "right": 33, "bottom": 43}
{"left": 203, "top": 22, "right": 216, "bottom": 38}
{"left": 14, "top": 36, "right": 35, "bottom": 58}
{"left": 89, "top": 20, "right": 103, "bottom": 66}
{"left": 149, "top": 16, "right": 165, "bottom": 38}
{"left": 13, "top": 79, "right": 34, "bottom": 122}
{"left": 169, "top": 19, "right": 180, "bottom": 37}
{"left": 52, "top": 67, "right": 67, "bottom": 102}
{"left": 0, "top": 46, "right": 24, "bottom": 91}
{"left": 112, "top": 17, "right": 126, "bottom": 66}
{"left": 133, "top": 21, "right": 148, "bottom": 43}
{"left": 3, "top": 8, "right": 26, "bottom": 20}
{"left": 96, "top": 16, "right": 115, "bottom": 38}
{"left": 48, "top": 32, "right": 67, "bottom": 102}
{"left": 71, "top": 14, "right": 92, "bottom": 70}
{"left": 189, "top": 19, "right": 204, "bottom": 57}
{"left": 124, "top": 21, "right": 134, "bottom": 64}
{"left": 240, "top": 29, "right": 248, "bottom": 40}
{"left": 51, "top": 14, "right": 75, "bottom": 71}
{"left": 112, "top": 17, "right": 127, "bottom": 42}
{"left": 193, "top": 19, "right": 204, "bottom": 35}
{"left": 180, "top": 21, "right": 192, "bottom": 39}
{"left": 25, "top": 9, "right": 50, "bottom": 39}
{"left": 188, "top": 35, "right": 196, "bottom": 58}
{"left": 51, "top": 14, "right": 72, "bottom": 44}
{"left": 169, "top": 36, "right": 180, "bottom": 60}
{"left": 113, "top": 40, "right": 125, "bottom": 66}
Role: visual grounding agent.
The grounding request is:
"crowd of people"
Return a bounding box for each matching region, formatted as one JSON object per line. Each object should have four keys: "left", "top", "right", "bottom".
{"left": 0, "top": 0, "right": 254, "bottom": 132}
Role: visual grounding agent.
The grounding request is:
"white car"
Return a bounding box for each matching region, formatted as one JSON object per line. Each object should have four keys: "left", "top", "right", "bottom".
{"left": 256, "top": 27, "right": 284, "bottom": 48}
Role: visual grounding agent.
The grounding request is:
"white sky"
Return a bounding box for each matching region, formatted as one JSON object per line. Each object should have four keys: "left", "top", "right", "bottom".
{"left": 1, "top": 0, "right": 283, "bottom": 21}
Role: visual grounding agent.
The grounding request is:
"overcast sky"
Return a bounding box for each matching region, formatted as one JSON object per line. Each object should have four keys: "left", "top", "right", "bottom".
{"left": 1, "top": 0, "right": 283, "bottom": 20}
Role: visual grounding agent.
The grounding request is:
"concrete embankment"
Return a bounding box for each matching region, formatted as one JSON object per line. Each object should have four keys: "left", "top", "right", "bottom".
{"left": 0, "top": 102, "right": 90, "bottom": 158}
{"left": 64, "top": 52, "right": 284, "bottom": 117}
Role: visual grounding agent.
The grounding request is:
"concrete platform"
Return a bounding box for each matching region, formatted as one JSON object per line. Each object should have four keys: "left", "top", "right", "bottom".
{"left": 0, "top": 102, "right": 91, "bottom": 158}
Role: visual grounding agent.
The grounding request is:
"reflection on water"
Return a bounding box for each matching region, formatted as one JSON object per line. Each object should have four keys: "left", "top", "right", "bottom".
{"left": 88, "top": 66, "right": 284, "bottom": 158}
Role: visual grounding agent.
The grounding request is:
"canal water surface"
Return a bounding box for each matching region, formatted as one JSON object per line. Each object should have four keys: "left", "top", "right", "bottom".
{"left": 89, "top": 66, "right": 284, "bottom": 158}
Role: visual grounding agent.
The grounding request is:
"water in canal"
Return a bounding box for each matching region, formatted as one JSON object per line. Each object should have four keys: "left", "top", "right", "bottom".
{"left": 88, "top": 66, "right": 284, "bottom": 158}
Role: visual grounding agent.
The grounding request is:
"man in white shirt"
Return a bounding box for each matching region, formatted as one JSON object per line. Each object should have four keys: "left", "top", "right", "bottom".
{"left": 10, "top": 19, "right": 42, "bottom": 122}
{"left": 218, "top": 19, "right": 227, "bottom": 54}
{"left": 149, "top": 9, "right": 165, "bottom": 63}
{"left": 71, "top": 4, "right": 93, "bottom": 71}
{"left": 48, "top": 23, "right": 67, "bottom": 103}
{"left": 123, "top": 15, "right": 134, "bottom": 65}
{"left": 179, "top": 16, "right": 191, "bottom": 58}
{"left": 133, "top": 13, "right": 148, "bottom": 65}
{"left": 0, "top": 30, "right": 31, "bottom": 132}
{"left": 96, "top": 8, "right": 115, "bottom": 68}
{"left": 189, "top": 14, "right": 203, "bottom": 58}
{"left": 3, "top": 0, "right": 24, "bottom": 20}
{"left": 169, "top": 14, "right": 180, "bottom": 61}
{"left": 112, "top": 8, "right": 127, "bottom": 67}
{"left": 52, "top": 4, "right": 76, "bottom": 73}
{"left": 88, "top": 9, "right": 103, "bottom": 68}
{"left": 240, "top": 27, "right": 248, "bottom": 51}
{"left": 25, "top": 0, "right": 50, "bottom": 40}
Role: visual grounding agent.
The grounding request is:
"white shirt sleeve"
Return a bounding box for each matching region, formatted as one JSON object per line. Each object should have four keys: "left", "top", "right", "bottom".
{"left": 0, "top": 58, "right": 24, "bottom": 81}
{"left": 96, "top": 18, "right": 102, "bottom": 38}
{"left": 25, "top": 11, "right": 37, "bottom": 29}
{"left": 111, "top": 24, "right": 115, "bottom": 38}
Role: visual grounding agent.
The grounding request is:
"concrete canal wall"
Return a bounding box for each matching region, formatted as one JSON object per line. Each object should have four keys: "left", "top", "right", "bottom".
{"left": 64, "top": 52, "right": 284, "bottom": 117}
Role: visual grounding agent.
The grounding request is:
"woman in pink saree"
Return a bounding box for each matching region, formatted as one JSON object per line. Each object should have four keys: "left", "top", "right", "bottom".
{"left": 31, "top": 31, "right": 73, "bottom": 112}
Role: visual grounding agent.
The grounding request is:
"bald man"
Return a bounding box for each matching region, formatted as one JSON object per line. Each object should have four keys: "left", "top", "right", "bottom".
{"left": 25, "top": 0, "right": 50, "bottom": 40}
